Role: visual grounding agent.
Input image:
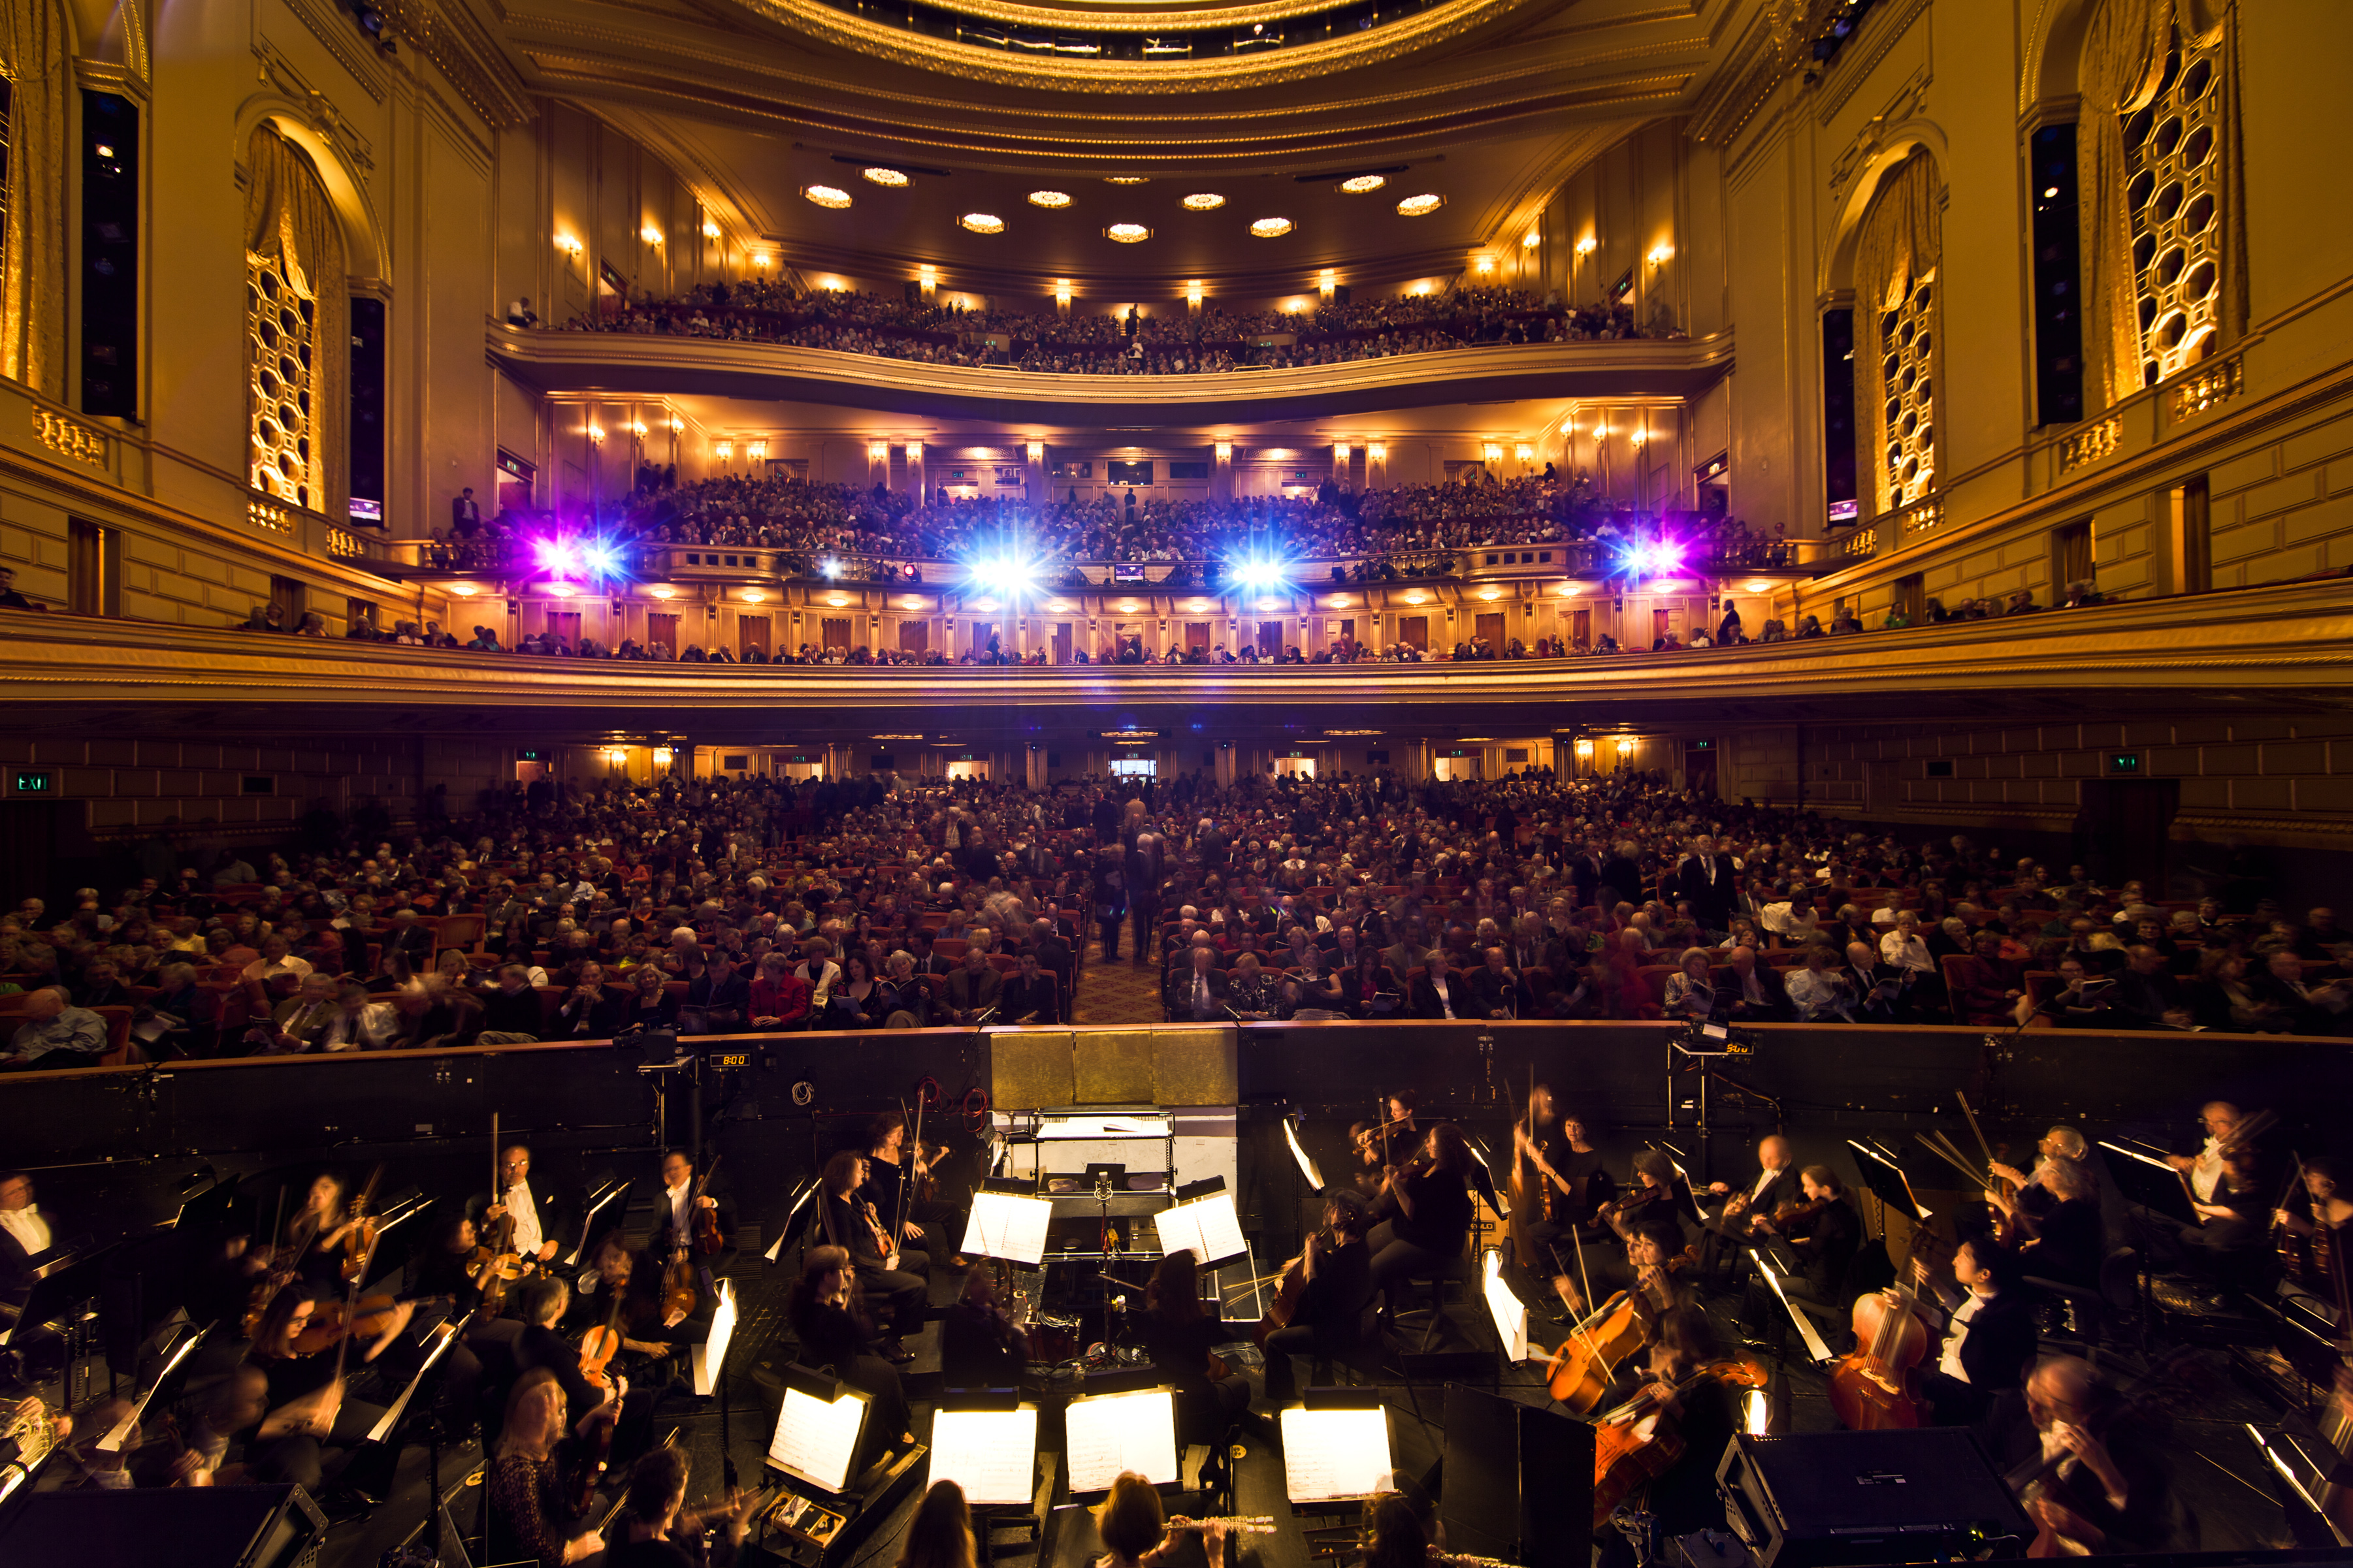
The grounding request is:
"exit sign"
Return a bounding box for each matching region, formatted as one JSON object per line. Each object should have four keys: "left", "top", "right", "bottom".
{"left": 2104, "top": 752, "right": 2144, "bottom": 776}
{"left": 12, "top": 771, "right": 54, "bottom": 794}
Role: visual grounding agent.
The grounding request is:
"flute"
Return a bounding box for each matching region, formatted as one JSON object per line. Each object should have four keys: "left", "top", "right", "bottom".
{"left": 1167, "top": 1517, "right": 1279, "bottom": 1533}
{"left": 1429, "top": 1552, "right": 1523, "bottom": 1568}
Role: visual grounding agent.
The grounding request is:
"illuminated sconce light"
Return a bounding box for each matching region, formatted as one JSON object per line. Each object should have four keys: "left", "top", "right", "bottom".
{"left": 1474, "top": 254, "right": 1496, "bottom": 274}
{"left": 826, "top": 594, "right": 850, "bottom": 607}
{"left": 1576, "top": 236, "right": 1597, "bottom": 255}
{"left": 1404, "top": 590, "right": 1428, "bottom": 603}
{"left": 714, "top": 440, "right": 734, "bottom": 460}
{"left": 1561, "top": 419, "right": 1576, "bottom": 434}
{"left": 1647, "top": 242, "right": 1674, "bottom": 266}
{"left": 742, "top": 588, "right": 766, "bottom": 603}
{"left": 753, "top": 252, "right": 773, "bottom": 269}
{"left": 1026, "top": 441, "right": 1045, "bottom": 460}
{"left": 641, "top": 225, "right": 664, "bottom": 245}
{"left": 650, "top": 585, "right": 677, "bottom": 599}
{"left": 1482, "top": 442, "right": 1503, "bottom": 463}
{"left": 1214, "top": 442, "right": 1233, "bottom": 460}
{"left": 1514, "top": 443, "right": 1534, "bottom": 462}
{"left": 586, "top": 425, "right": 605, "bottom": 443}
{"left": 1631, "top": 429, "right": 1648, "bottom": 448}
{"left": 449, "top": 582, "right": 479, "bottom": 597}
{"left": 1333, "top": 442, "right": 1352, "bottom": 464}
{"left": 1054, "top": 280, "right": 1073, "bottom": 308}
{"left": 1574, "top": 737, "right": 1595, "bottom": 759}
{"left": 1616, "top": 736, "right": 1636, "bottom": 756}
{"left": 1329, "top": 594, "right": 1351, "bottom": 607}
{"left": 918, "top": 266, "right": 937, "bottom": 295}
{"left": 557, "top": 234, "right": 584, "bottom": 256}
{"left": 868, "top": 441, "right": 890, "bottom": 462}
{"left": 1185, "top": 281, "right": 1204, "bottom": 308}
{"left": 604, "top": 748, "right": 630, "bottom": 765}
{"left": 747, "top": 440, "right": 768, "bottom": 462}
{"left": 1523, "top": 229, "right": 1540, "bottom": 248}
{"left": 1318, "top": 268, "right": 1337, "bottom": 299}
{"left": 1367, "top": 443, "right": 1387, "bottom": 462}
{"left": 1557, "top": 581, "right": 1582, "bottom": 596}
{"left": 702, "top": 220, "right": 721, "bottom": 238}
{"left": 1478, "top": 587, "right": 1502, "bottom": 601}
{"left": 653, "top": 747, "right": 674, "bottom": 767}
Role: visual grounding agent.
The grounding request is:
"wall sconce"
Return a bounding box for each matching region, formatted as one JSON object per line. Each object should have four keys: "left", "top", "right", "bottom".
{"left": 650, "top": 584, "right": 676, "bottom": 599}
{"left": 604, "top": 748, "right": 630, "bottom": 765}
{"left": 449, "top": 582, "right": 479, "bottom": 597}
{"left": 1054, "top": 281, "right": 1073, "bottom": 308}
{"left": 752, "top": 252, "right": 773, "bottom": 269}
{"left": 1616, "top": 736, "right": 1636, "bottom": 756}
{"left": 743, "top": 588, "right": 766, "bottom": 603}
{"left": 1186, "top": 281, "right": 1204, "bottom": 308}
{"left": 1334, "top": 442, "right": 1352, "bottom": 462}
{"left": 1574, "top": 738, "right": 1595, "bottom": 759}
{"left": 1647, "top": 242, "right": 1674, "bottom": 266}
{"left": 868, "top": 441, "right": 890, "bottom": 462}
{"left": 557, "top": 234, "right": 583, "bottom": 257}
{"left": 702, "top": 221, "right": 721, "bottom": 239}
{"left": 919, "top": 266, "right": 937, "bottom": 296}
{"left": 1318, "top": 268, "right": 1337, "bottom": 299}
{"left": 1523, "top": 229, "right": 1540, "bottom": 248}
{"left": 1482, "top": 442, "right": 1503, "bottom": 463}
{"left": 1631, "top": 429, "right": 1648, "bottom": 448}
{"left": 714, "top": 440, "right": 734, "bottom": 461}
{"left": 1026, "top": 441, "right": 1045, "bottom": 460}
{"left": 586, "top": 425, "right": 605, "bottom": 443}
{"left": 1475, "top": 255, "right": 1496, "bottom": 274}
{"left": 1514, "top": 443, "right": 1534, "bottom": 462}
{"left": 641, "top": 225, "right": 664, "bottom": 245}
{"left": 747, "top": 440, "right": 768, "bottom": 462}
{"left": 1575, "top": 236, "right": 1597, "bottom": 255}
{"left": 1368, "top": 443, "right": 1387, "bottom": 462}
{"left": 1214, "top": 443, "right": 1233, "bottom": 461}
{"left": 653, "top": 747, "right": 674, "bottom": 767}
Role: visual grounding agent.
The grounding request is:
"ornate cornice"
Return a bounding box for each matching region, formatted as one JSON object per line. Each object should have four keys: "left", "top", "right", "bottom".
{"left": 378, "top": 0, "right": 534, "bottom": 127}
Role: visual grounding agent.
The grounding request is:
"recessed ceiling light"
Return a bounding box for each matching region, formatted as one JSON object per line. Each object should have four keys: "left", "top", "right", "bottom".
{"left": 1029, "top": 190, "right": 1072, "bottom": 208}
{"left": 1105, "top": 223, "right": 1150, "bottom": 243}
{"left": 863, "top": 167, "right": 909, "bottom": 187}
{"left": 803, "top": 185, "right": 852, "bottom": 209}
{"left": 1339, "top": 174, "right": 1387, "bottom": 194}
{"left": 959, "top": 213, "right": 1005, "bottom": 234}
{"left": 1104, "top": 176, "right": 1148, "bottom": 185}
{"left": 1250, "top": 217, "right": 1293, "bottom": 238}
{"left": 1396, "top": 193, "right": 1444, "bottom": 216}
{"left": 1182, "top": 193, "right": 1225, "bottom": 211}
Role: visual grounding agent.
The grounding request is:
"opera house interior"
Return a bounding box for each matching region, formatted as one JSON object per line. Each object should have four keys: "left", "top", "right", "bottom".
{"left": 2, "top": 0, "right": 2353, "bottom": 1563}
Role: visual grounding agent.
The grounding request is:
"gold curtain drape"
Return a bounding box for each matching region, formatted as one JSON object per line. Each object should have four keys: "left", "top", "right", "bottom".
{"left": 1852, "top": 149, "right": 1942, "bottom": 519}
{"left": 244, "top": 125, "right": 348, "bottom": 519}
{"left": 0, "top": 0, "right": 69, "bottom": 401}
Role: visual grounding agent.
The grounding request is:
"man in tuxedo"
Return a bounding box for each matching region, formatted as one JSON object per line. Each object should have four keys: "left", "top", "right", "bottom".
{"left": 470, "top": 1144, "right": 573, "bottom": 1273}
{"left": 0, "top": 1170, "right": 59, "bottom": 1305}
{"left": 1698, "top": 1134, "right": 1797, "bottom": 1283}
{"left": 1167, "top": 944, "right": 1231, "bottom": 1021}
{"left": 1910, "top": 1238, "right": 2040, "bottom": 1429}
{"left": 651, "top": 1147, "right": 736, "bottom": 1268}
{"left": 1721, "top": 944, "right": 1791, "bottom": 1022}
{"left": 1676, "top": 836, "right": 1738, "bottom": 931}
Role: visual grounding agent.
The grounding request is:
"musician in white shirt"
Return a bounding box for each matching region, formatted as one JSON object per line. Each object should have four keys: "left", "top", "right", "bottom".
{"left": 483, "top": 1145, "right": 559, "bottom": 1264}
{"left": 0, "top": 1170, "right": 57, "bottom": 1301}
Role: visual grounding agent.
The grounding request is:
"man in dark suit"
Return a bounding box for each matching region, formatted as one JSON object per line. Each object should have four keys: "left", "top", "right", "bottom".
{"left": 1570, "top": 839, "right": 1609, "bottom": 908}
{"left": 1675, "top": 836, "right": 1738, "bottom": 931}
{"left": 1409, "top": 958, "right": 1471, "bottom": 1020}
{"left": 1126, "top": 832, "right": 1167, "bottom": 967}
{"left": 998, "top": 952, "right": 1060, "bottom": 1025}
{"left": 1599, "top": 842, "right": 1644, "bottom": 911}
{"left": 379, "top": 908, "right": 436, "bottom": 968}
{"left": 1468, "top": 947, "right": 1521, "bottom": 1019}
{"left": 684, "top": 953, "right": 752, "bottom": 1034}
{"left": 0, "top": 1170, "right": 60, "bottom": 1306}
{"left": 1721, "top": 944, "right": 1791, "bottom": 1022}
{"left": 1028, "top": 918, "right": 1075, "bottom": 1004}
{"left": 1911, "top": 1238, "right": 2041, "bottom": 1428}
{"left": 1166, "top": 944, "right": 1230, "bottom": 1021}
{"left": 943, "top": 950, "right": 1003, "bottom": 1025}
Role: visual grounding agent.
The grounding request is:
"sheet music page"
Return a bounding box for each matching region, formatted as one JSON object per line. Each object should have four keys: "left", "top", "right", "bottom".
{"left": 964, "top": 1192, "right": 1052, "bottom": 1266}
{"left": 1279, "top": 1408, "right": 1393, "bottom": 1503}
{"left": 1065, "top": 1390, "right": 1176, "bottom": 1492}
{"left": 1152, "top": 1205, "right": 1207, "bottom": 1262}
{"left": 928, "top": 1408, "right": 1039, "bottom": 1505}
{"left": 768, "top": 1386, "right": 868, "bottom": 1493}
{"left": 692, "top": 1279, "right": 737, "bottom": 1396}
{"left": 1482, "top": 1267, "right": 1528, "bottom": 1360}
{"left": 1189, "top": 1195, "right": 1246, "bottom": 1263}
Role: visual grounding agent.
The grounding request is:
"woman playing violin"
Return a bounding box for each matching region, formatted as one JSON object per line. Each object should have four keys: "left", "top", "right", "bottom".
{"left": 1368, "top": 1123, "right": 1475, "bottom": 1307}
{"left": 819, "top": 1151, "right": 925, "bottom": 1363}
{"left": 242, "top": 1283, "right": 412, "bottom": 1497}
{"left": 2276, "top": 1155, "right": 2352, "bottom": 1302}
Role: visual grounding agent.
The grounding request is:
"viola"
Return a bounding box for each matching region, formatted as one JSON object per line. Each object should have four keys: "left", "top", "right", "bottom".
{"left": 579, "top": 1290, "right": 626, "bottom": 1390}
{"left": 1541, "top": 1292, "right": 1649, "bottom": 1413}
{"left": 1826, "top": 1285, "right": 1932, "bottom": 1430}
{"left": 1589, "top": 1357, "right": 1769, "bottom": 1527}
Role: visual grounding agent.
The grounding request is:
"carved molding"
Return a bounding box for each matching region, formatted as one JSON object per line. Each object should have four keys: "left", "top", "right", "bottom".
{"left": 274, "top": 0, "right": 389, "bottom": 105}
{"left": 256, "top": 42, "right": 380, "bottom": 172}
{"left": 1828, "top": 66, "right": 1931, "bottom": 197}
{"left": 33, "top": 409, "right": 108, "bottom": 470}
{"left": 2171, "top": 355, "right": 2245, "bottom": 421}
{"left": 1814, "top": 0, "right": 1931, "bottom": 121}
{"left": 375, "top": 0, "right": 534, "bottom": 127}
{"left": 2058, "top": 417, "right": 2123, "bottom": 473}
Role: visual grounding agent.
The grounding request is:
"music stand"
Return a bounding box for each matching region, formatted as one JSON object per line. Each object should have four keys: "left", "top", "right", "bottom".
{"left": 690, "top": 1279, "right": 738, "bottom": 1397}
{"left": 1845, "top": 1140, "right": 1931, "bottom": 1223}
{"left": 1280, "top": 1388, "right": 1393, "bottom": 1505}
{"left": 0, "top": 1239, "right": 120, "bottom": 1347}
{"left": 1151, "top": 1179, "right": 1247, "bottom": 1273}
{"left": 762, "top": 1178, "right": 822, "bottom": 1266}
{"left": 2098, "top": 1142, "right": 2197, "bottom": 1225}
{"left": 1063, "top": 1381, "right": 1178, "bottom": 1493}
{"left": 929, "top": 1399, "right": 1040, "bottom": 1507}
{"left": 1478, "top": 1249, "right": 1531, "bottom": 1362}
{"left": 766, "top": 1363, "right": 873, "bottom": 1497}
{"left": 962, "top": 1184, "right": 1054, "bottom": 1267}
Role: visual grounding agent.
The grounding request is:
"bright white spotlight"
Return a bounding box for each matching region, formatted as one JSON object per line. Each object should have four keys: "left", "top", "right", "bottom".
{"left": 583, "top": 545, "right": 620, "bottom": 575}
{"left": 820, "top": 558, "right": 843, "bottom": 579}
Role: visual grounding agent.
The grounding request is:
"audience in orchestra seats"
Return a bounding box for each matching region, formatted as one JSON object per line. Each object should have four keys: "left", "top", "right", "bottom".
{"left": 1, "top": 987, "right": 108, "bottom": 1070}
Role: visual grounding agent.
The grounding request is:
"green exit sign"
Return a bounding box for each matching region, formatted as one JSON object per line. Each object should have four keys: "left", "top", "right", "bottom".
{"left": 12, "top": 771, "right": 54, "bottom": 794}
{"left": 2104, "top": 752, "right": 2144, "bottom": 776}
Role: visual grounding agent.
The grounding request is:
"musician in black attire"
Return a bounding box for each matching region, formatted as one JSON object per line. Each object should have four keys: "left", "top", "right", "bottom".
{"left": 1263, "top": 1192, "right": 1376, "bottom": 1403}
{"left": 1594, "top": 1307, "right": 1737, "bottom": 1568}
{"left": 1993, "top": 1355, "right": 2179, "bottom": 1553}
{"left": 787, "top": 1245, "right": 909, "bottom": 1477}
{"left": 861, "top": 1112, "right": 958, "bottom": 1272}
{"left": 1998, "top": 1157, "right": 2104, "bottom": 1290}
{"left": 1509, "top": 1089, "right": 1612, "bottom": 1287}
{"left": 1137, "top": 1248, "right": 1252, "bottom": 1445}
{"left": 1909, "top": 1238, "right": 2040, "bottom": 1430}
{"left": 818, "top": 1151, "right": 925, "bottom": 1361}
{"left": 1749, "top": 1166, "right": 1860, "bottom": 1303}
{"left": 939, "top": 1268, "right": 1030, "bottom": 1391}
{"left": 1367, "top": 1123, "right": 1476, "bottom": 1307}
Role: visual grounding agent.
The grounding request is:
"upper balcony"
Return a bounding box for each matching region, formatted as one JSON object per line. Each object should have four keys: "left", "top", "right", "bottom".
{"left": 486, "top": 321, "right": 1736, "bottom": 421}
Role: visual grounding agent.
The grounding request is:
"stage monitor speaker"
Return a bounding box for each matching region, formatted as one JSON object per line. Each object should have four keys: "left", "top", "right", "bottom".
{"left": 1439, "top": 1383, "right": 1591, "bottom": 1568}
{"left": 1715, "top": 1429, "right": 2030, "bottom": 1567}
{"left": 0, "top": 1482, "right": 326, "bottom": 1568}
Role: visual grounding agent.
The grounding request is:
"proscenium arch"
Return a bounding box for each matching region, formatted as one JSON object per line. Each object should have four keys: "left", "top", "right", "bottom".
{"left": 1819, "top": 122, "right": 1949, "bottom": 302}
{"left": 231, "top": 97, "right": 391, "bottom": 284}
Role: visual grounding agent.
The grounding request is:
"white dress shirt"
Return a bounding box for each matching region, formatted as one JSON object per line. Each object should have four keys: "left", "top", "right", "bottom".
{"left": 1879, "top": 931, "right": 1935, "bottom": 974}
{"left": 0, "top": 1205, "right": 52, "bottom": 1257}
{"left": 502, "top": 1181, "right": 544, "bottom": 1258}
{"left": 664, "top": 1179, "right": 692, "bottom": 1241}
{"left": 1429, "top": 974, "right": 1457, "bottom": 1019}
{"left": 1750, "top": 1164, "right": 1781, "bottom": 1203}
{"left": 1937, "top": 1289, "right": 1993, "bottom": 1381}
{"left": 2190, "top": 1137, "right": 2224, "bottom": 1202}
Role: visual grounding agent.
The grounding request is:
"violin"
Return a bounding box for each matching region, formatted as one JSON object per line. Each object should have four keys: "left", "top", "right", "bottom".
{"left": 1589, "top": 1357, "right": 1769, "bottom": 1527}
{"left": 289, "top": 1291, "right": 445, "bottom": 1356}
{"left": 579, "top": 1289, "right": 626, "bottom": 1390}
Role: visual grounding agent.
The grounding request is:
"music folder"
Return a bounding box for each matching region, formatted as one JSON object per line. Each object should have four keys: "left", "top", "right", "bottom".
{"left": 1278, "top": 1406, "right": 1395, "bottom": 1504}
{"left": 927, "top": 1405, "right": 1039, "bottom": 1507}
{"left": 1063, "top": 1387, "right": 1177, "bottom": 1494}
{"left": 962, "top": 1189, "right": 1054, "bottom": 1266}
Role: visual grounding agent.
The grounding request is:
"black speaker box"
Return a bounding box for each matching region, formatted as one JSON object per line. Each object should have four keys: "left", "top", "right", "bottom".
{"left": 0, "top": 1482, "right": 326, "bottom": 1568}
{"left": 1715, "top": 1429, "right": 2031, "bottom": 1567}
{"left": 1439, "top": 1383, "right": 1592, "bottom": 1568}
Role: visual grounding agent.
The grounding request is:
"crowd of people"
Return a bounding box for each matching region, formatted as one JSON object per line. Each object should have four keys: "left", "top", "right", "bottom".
{"left": 4, "top": 767, "right": 2344, "bottom": 1070}
{"left": 542, "top": 280, "right": 1680, "bottom": 376}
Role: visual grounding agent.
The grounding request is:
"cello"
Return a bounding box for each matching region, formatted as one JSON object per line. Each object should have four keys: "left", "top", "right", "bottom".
{"left": 1589, "top": 1358, "right": 1768, "bottom": 1528}
{"left": 1826, "top": 1283, "right": 1933, "bottom": 1430}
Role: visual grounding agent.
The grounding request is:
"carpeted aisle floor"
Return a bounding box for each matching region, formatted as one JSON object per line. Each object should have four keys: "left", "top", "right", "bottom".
{"left": 1068, "top": 942, "right": 1164, "bottom": 1025}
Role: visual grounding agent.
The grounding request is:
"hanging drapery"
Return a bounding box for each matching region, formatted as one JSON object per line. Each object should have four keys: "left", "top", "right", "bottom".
{"left": 244, "top": 125, "right": 348, "bottom": 518}
{"left": 1851, "top": 149, "right": 1943, "bottom": 519}
{"left": 0, "top": 0, "right": 69, "bottom": 401}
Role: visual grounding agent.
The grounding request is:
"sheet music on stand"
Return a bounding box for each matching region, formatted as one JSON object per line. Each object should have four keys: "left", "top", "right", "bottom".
{"left": 1750, "top": 1251, "right": 1837, "bottom": 1365}
{"left": 692, "top": 1279, "right": 737, "bottom": 1396}
{"left": 928, "top": 1407, "right": 1039, "bottom": 1507}
{"left": 1278, "top": 1407, "right": 1395, "bottom": 1504}
{"left": 1152, "top": 1192, "right": 1247, "bottom": 1272}
{"left": 768, "top": 1382, "right": 871, "bottom": 1494}
{"left": 1064, "top": 1388, "right": 1177, "bottom": 1493}
{"left": 2098, "top": 1140, "right": 2198, "bottom": 1224}
{"left": 1479, "top": 1250, "right": 1529, "bottom": 1362}
{"left": 962, "top": 1190, "right": 1055, "bottom": 1266}
{"left": 1846, "top": 1139, "right": 1932, "bottom": 1223}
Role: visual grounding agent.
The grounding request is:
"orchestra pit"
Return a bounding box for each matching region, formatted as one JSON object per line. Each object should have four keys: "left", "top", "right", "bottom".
{"left": 5, "top": 1, "right": 2353, "bottom": 1565}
